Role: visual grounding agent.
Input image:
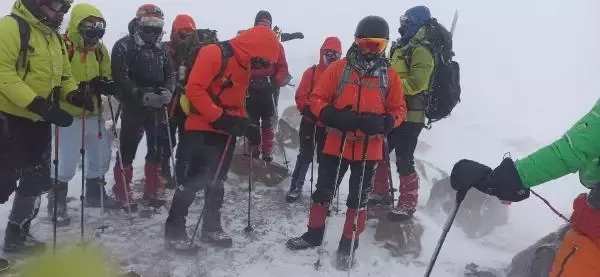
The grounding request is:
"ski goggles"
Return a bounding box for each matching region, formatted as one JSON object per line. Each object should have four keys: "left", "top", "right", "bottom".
{"left": 176, "top": 28, "right": 195, "bottom": 41}
{"left": 79, "top": 20, "right": 106, "bottom": 40}
{"left": 138, "top": 16, "right": 165, "bottom": 28}
{"left": 323, "top": 50, "right": 342, "bottom": 61}
{"left": 140, "top": 26, "right": 164, "bottom": 35}
{"left": 47, "top": 0, "right": 71, "bottom": 13}
{"left": 355, "top": 37, "right": 388, "bottom": 54}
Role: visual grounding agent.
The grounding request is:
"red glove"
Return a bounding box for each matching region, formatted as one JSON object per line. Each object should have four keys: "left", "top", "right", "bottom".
{"left": 571, "top": 193, "right": 600, "bottom": 240}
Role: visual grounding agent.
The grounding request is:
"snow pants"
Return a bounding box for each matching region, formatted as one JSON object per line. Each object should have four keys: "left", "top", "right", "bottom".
{"left": 167, "top": 131, "right": 235, "bottom": 229}
{"left": 51, "top": 115, "right": 111, "bottom": 183}
{"left": 119, "top": 108, "right": 171, "bottom": 165}
{"left": 0, "top": 113, "right": 52, "bottom": 202}
{"left": 312, "top": 154, "right": 376, "bottom": 209}
{"left": 388, "top": 122, "right": 423, "bottom": 176}
{"left": 289, "top": 118, "right": 326, "bottom": 193}
{"left": 247, "top": 79, "right": 277, "bottom": 130}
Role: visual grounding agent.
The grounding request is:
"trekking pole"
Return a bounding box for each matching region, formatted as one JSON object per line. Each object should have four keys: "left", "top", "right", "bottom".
{"left": 423, "top": 189, "right": 468, "bottom": 277}
{"left": 271, "top": 93, "right": 289, "bottom": 169}
{"left": 106, "top": 97, "right": 134, "bottom": 220}
{"left": 51, "top": 88, "right": 60, "bottom": 254}
{"left": 347, "top": 137, "right": 370, "bottom": 274}
{"left": 314, "top": 134, "right": 347, "bottom": 270}
{"left": 189, "top": 135, "right": 233, "bottom": 246}
{"left": 164, "top": 107, "right": 177, "bottom": 186}
{"left": 79, "top": 105, "right": 87, "bottom": 245}
{"left": 244, "top": 136, "right": 255, "bottom": 233}
{"left": 383, "top": 138, "right": 395, "bottom": 208}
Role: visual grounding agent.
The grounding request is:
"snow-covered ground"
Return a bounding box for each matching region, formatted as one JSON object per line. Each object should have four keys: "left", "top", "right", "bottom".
{"left": 1, "top": 0, "right": 599, "bottom": 276}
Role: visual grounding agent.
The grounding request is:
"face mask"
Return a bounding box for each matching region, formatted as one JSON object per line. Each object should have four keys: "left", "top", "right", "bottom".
{"left": 139, "top": 26, "right": 163, "bottom": 45}
{"left": 322, "top": 50, "right": 341, "bottom": 66}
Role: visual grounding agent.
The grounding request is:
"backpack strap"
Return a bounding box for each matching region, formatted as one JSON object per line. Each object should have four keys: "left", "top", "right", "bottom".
{"left": 306, "top": 65, "right": 317, "bottom": 101}
{"left": 334, "top": 63, "right": 389, "bottom": 107}
{"left": 9, "top": 13, "right": 31, "bottom": 71}
{"left": 334, "top": 63, "right": 354, "bottom": 105}
{"left": 62, "top": 35, "right": 76, "bottom": 61}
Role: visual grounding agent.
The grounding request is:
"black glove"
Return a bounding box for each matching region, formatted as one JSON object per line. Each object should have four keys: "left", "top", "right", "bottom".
{"left": 90, "top": 76, "right": 116, "bottom": 96}
{"left": 210, "top": 113, "right": 251, "bottom": 137}
{"left": 358, "top": 113, "right": 394, "bottom": 136}
{"left": 244, "top": 124, "right": 261, "bottom": 145}
{"left": 280, "top": 32, "right": 304, "bottom": 42}
{"left": 320, "top": 105, "right": 359, "bottom": 132}
{"left": 26, "top": 96, "right": 73, "bottom": 127}
{"left": 301, "top": 105, "right": 318, "bottom": 122}
{"left": 67, "top": 89, "right": 95, "bottom": 112}
{"left": 451, "top": 157, "right": 530, "bottom": 202}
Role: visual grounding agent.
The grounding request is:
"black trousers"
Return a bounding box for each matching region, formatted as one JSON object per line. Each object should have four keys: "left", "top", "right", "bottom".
{"left": 167, "top": 131, "right": 235, "bottom": 223}
{"left": 0, "top": 114, "right": 52, "bottom": 202}
{"left": 246, "top": 80, "right": 277, "bottom": 130}
{"left": 387, "top": 122, "right": 424, "bottom": 176}
{"left": 312, "top": 154, "right": 376, "bottom": 210}
{"left": 119, "top": 108, "right": 171, "bottom": 165}
{"left": 297, "top": 118, "right": 326, "bottom": 161}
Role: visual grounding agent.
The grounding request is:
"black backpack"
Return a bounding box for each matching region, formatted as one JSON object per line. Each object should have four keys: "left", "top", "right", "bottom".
{"left": 177, "top": 29, "right": 219, "bottom": 84}
{"left": 420, "top": 18, "right": 461, "bottom": 126}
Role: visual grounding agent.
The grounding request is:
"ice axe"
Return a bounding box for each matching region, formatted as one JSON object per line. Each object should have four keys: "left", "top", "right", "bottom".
{"left": 423, "top": 188, "right": 468, "bottom": 277}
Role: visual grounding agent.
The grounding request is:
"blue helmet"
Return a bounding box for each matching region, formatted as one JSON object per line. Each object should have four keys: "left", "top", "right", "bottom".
{"left": 399, "top": 6, "right": 431, "bottom": 42}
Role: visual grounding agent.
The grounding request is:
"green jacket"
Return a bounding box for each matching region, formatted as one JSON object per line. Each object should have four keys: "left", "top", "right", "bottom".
{"left": 515, "top": 99, "right": 600, "bottom": 188}
{"left": 61, "top": 3, "right": 111, "bottom": 117}
{"left": 390, "top": 26, "right": 435, "bottom": 123}
{"left": 0, "top": 0, "right": 78, "bottom": 121}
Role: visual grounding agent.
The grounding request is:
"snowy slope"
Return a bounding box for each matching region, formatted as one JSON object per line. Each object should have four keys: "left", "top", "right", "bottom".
{"left": 1, "top": 0, "right": 599, "bottom": 276}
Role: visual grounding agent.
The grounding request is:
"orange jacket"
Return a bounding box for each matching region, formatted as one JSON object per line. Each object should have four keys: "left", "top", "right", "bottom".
{"left": 295, "top": 37, "right": 342, "bottom": 119}
{"left": 550, "top": 229, "right": 600, "bottom": 277}
{"left": 184, "top": 26, "right": 279, "bottom": 133}
{"left": 309, "top": 58, "right": 407, "bottom": 161}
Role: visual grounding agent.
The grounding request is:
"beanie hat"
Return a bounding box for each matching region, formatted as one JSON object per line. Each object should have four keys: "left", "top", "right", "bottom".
{"left": 254, "top": 10, "right": 272, "bottom": 27}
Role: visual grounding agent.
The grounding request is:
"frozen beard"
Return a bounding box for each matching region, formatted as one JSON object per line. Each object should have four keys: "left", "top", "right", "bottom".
{"left": 134, "top": 16, "right": 165, "bottom": 47}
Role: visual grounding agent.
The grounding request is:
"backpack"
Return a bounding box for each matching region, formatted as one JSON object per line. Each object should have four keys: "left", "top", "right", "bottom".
{"left": 179, "top": 41, "right": 234, "bottom": 115}
{"left": 177, "top": 29, "right": 219, "bottom": 84}
{"left": 419, "top": 18, "right": 462, "bottom": 126}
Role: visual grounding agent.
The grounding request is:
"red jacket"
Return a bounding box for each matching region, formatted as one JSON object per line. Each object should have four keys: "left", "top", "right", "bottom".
{"left": 184, "top": 26, "right": 280, "bottom": 133}
{"left": 309, "top": 58, "right": 407, "bottom": 161}
{"left": 295, "top": 37, "right": 342, "bottom": 126}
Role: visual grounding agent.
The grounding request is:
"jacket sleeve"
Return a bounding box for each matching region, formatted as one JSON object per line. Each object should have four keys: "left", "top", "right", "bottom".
{"left": 295, "top": 67, "right": 312, "bottom": 111}
{"left": 111, "top": 39, "right": 140, "bottom": 105}
{"left": 273, "top": 43, "right": 290, "bottom": 87}
{"left": 515, "top": 100, "right": 600, "bottom": 188}
{"left": 398, "top": 46, "right": 435, "bottom": 96}
{"left": 185, "top": 46, "right": 223, "bottom": 122}
{"left": 162, "top": 51, "right": 176, "bottom": 93}
{"left": 310, "top": 62, "right": 340, "bottom": 117}
{"left": 385, "top": 68, "right": 407, "bottom": 127}
{"left": 99, "top": 45, "right": 112, "bottom": 79}
{"left": 58, "top": 39, "right": 78, "bottom": 98}
{"left": 0, "top": 19, "right": 40, "bottom": 108}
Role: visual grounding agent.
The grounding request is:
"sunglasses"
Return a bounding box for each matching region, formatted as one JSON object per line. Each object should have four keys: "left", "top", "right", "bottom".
{"left": 355, "top": 37, "right": 388, "bottom": 54}
{"left": 48, "top": 0, "right": 71, "bottom": 13}
{"left": 141, "top": 26, "right": 163, "bottom": 35}
{"left": 80, "top": 20, "right": 106, "bottom": 39}
{"left": 323, "top": 50, "right": 341, "bottom": 60}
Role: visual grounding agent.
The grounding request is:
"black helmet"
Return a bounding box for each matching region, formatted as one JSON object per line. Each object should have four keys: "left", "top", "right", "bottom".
{"left": 354, "top": 16, "right": 389, "bottom": 40}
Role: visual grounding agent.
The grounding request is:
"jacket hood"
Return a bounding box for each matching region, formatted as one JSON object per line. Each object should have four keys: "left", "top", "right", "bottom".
{"left": 319, "top": 36, "right": 342, "bottom": 66}
{"left": 229, "top": 25, "right": 279, "bottom": 68}
{"left": 400, "top": 6, "right": 431, "bottom": 44}
{"left": 170, "top": 14, "right": 196, "bottom": 41}
{"left": 66, "top": 3, "right": 104, "bottom": 48}
{"left": 12, "top": 0, "right": 55, "bottom": 34}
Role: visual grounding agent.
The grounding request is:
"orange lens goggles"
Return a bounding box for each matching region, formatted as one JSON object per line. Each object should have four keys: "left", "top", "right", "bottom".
{"left": 355, "top": 37, "right": 388, "bottom": 54}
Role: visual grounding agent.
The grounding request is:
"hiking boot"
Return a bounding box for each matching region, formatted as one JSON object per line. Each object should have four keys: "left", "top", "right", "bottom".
{"left": 5, "top": 194, "right": 45, "bottom": 255}
{"left": 201, "top": 209, "right": 232, "bottom": 248}
{"left": 388, "top": 173, "right": 419, "bottom": 222}
{"left": 286, "top": 227, "right": 324, "bottom": 250}
{"left": 164, "top": 217, "right": 200, "bottom": 254}
{"left": 285, "top": 190, "right": 302, "bottom": 203}
{"left": 200, "top": 230, "right": 232, "bottom": 248}
{"left": 46, "top": 182, "right": 70, "bottom": 227}
{"left": 335, "top": 236, "right": 358, "bottom": 271}
{"left": 85, "top": 178, "right": 122, "bottom": 210}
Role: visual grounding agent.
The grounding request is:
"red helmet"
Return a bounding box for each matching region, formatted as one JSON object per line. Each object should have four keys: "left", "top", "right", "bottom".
{"left": 136, "top": 4, "right": 164, "bottom": 27}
